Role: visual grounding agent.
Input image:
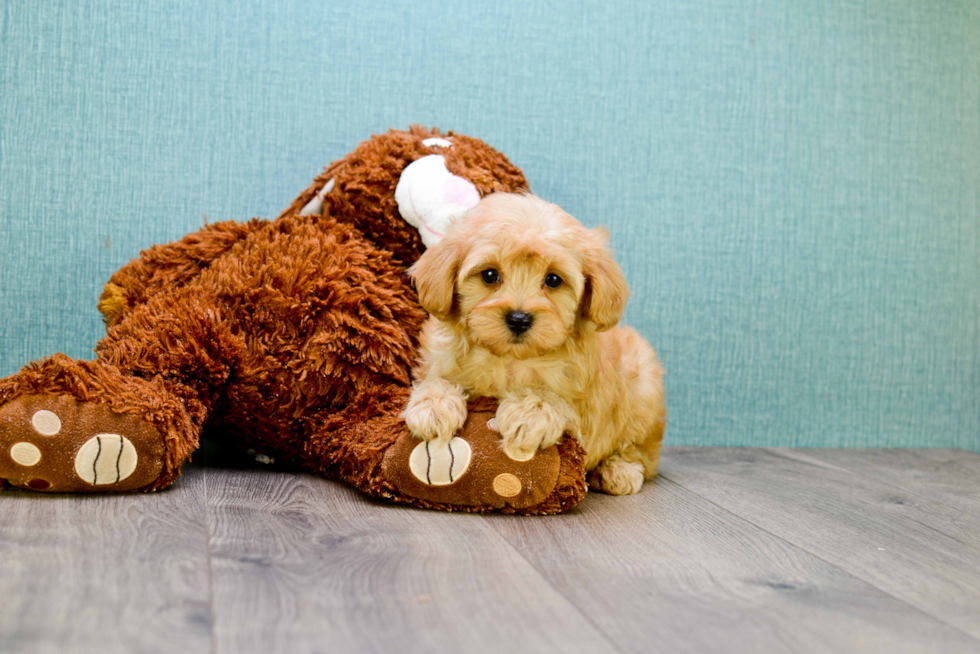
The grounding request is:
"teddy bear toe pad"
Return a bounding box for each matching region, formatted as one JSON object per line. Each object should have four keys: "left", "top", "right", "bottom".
{"left": 0, "top": 395, "right": 165, "bottom": 492}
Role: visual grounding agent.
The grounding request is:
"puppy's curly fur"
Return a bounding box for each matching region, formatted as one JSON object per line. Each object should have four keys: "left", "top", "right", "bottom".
{"left": 405, "top": 193, "right": 666, "bottom": 495}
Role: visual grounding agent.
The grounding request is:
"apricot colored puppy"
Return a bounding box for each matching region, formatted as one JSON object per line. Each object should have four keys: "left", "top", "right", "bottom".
{"left": 404, "top": 192, "right": 666, "bottom": 495}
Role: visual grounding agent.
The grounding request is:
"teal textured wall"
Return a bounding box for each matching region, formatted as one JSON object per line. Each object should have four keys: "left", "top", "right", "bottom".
{"left": 1, "top": 1, "right": 977, "bottom": 449}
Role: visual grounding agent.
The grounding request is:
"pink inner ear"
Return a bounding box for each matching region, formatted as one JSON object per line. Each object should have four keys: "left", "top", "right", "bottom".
{"left": 443, "top": 175, "right": 480, "bottom": 207}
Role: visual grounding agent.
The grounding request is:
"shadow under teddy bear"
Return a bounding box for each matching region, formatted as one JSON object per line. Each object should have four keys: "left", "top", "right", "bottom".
{"left": 0, "top": 127, "right": 587, "bottom": 515}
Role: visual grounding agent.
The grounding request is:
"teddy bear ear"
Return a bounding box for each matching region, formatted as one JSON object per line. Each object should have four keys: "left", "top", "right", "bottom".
{"left": 579, "top": 228, "right": 629, "bottom": 332}
{"left": 408, "top": 233, "right": 463, "bottom": 320}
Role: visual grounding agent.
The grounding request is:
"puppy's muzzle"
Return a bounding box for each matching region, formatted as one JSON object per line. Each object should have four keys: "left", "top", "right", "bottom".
{"left": 505, "top": 311, "right": 534, "bottom": 336}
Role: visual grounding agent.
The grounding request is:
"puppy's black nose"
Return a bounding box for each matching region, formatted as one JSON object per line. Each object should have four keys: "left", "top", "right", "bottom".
{"left": 505, "top": 311, "right": 534, "bottom": 335}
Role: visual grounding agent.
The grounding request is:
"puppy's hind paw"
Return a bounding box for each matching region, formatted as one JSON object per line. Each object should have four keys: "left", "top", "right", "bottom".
{"left": 589, "top": 456, "right": 645, "bottom": 495}
{"left": 403, "top": 380, "right": 468, "bottom": 442}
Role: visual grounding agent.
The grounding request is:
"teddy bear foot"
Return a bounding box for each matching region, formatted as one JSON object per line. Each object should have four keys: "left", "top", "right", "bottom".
{"left": 0, "top": 394, "right": 168, "bottom": 493}
{"left": 381, "top": 397, "right": 588, "bottom": 515}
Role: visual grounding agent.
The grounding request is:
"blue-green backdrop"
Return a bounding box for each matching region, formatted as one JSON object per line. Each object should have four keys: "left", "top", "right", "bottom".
{"left": 1, "top": 1, "right": 977, "bottom": 450}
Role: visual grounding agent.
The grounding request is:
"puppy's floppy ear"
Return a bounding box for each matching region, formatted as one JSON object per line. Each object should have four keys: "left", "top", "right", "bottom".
{"left": 409, "top": 235, "right": 462, "bottom": 320}
{"left": 580, "top": 227, "right": 629, "bottom": 332}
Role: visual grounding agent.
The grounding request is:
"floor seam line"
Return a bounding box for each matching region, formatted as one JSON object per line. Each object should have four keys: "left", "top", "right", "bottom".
{"left": 658, "top": 471, "right": 980, "bottom": 647}
{"left": 479, "top": 513, "right": 630, "bottom": 654}
{"left": 768, "top": 448, "right": 980, "bottom": 524}
{"left": 201, "top": 457, "right": 218, "bottom": 654}
{"left": 763, "top": 448, "right": 980, "bottom": 546}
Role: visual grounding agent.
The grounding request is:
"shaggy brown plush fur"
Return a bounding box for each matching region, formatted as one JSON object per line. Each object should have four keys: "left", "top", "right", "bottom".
{"left": 279, "top": 126, "right": 528, "bottom": 265}
{"left": 0, "top": 127, "right": 588, "bottom": 514}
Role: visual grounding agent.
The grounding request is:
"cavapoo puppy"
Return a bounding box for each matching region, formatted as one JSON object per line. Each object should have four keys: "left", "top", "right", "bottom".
{"left": 404, "top": 192, "right": 665, "bottom": 495}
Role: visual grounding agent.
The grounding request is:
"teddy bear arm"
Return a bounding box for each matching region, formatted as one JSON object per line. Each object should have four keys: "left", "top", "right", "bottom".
{"left": 99, "top": 219, "right": 262, "bottom": 327}
{"left": 277, "top": 159, "right": 345, "bottom": 221}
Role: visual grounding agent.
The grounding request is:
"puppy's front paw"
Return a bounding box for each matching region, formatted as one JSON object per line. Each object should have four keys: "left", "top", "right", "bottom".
{"left": 496, "top": 395, "right": 566, "bottom": 461}
{"left": 404, "top": 380, "right": 468, "bottom": 442}
{"left": 589, "top": 456, "right": 645, "bottom": 495}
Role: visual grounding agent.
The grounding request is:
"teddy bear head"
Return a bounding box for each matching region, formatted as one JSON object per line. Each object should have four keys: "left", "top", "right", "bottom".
{"left": 286, "top": 126, "right": 529, "bottom": 265}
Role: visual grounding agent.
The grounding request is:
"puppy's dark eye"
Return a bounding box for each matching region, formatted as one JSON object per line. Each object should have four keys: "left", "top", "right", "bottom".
{"left": 481, "top": 269, "right": 500, "bottom": 284}
{"left": 545, "top": 273, "right": 563, "bottom": 288}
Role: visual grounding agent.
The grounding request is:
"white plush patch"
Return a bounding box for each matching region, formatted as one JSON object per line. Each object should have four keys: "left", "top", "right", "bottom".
{"left": 486, "top": 417, "right": 498, "bottom": 432}
{"left": 10, "top": 442, "right": 42, "bottom": 467}
{"left": 395, "top": 155, "right": 480, "bottom": 248}
{"left": 422, "top": 137, "right": 453, "bottom": 148}
{"left": 409, "top": 437, "right": 471, "bottom": 486}
{"left": 74, "top": 434, "right": 138, "bottom": 485}
{"left": 299, "top": 177, "right": 335, "bottom": 216}
{"left": 31, "top": 410, "right": 61, "bottom": 436}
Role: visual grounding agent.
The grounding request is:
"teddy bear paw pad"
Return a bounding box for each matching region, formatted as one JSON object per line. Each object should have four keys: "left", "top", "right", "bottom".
{"left": 0, "top": 395, "right": 165, "bottom": 492}
{"left": 408, "top": 437, "right": 471, "bottom": 486}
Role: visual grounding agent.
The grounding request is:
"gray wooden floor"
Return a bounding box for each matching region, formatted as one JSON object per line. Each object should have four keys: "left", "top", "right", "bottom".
{"left": 2, "top": 446, "right": 980, "bottom": 654}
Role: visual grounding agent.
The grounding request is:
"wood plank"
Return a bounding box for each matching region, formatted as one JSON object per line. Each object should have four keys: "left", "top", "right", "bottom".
{"left": 782, "top": 449, "right": 980, "bottom": 521}
{"left": 910, "top": 448, "right": 980, "bottom": 479}
{"left": 660, "top": 447, "right": 980, "bottom": 642}
{"left": 482, "top": 475, "right": 980, "bottom": 654}
{"left": 203, "top": 465, "right": 614, "bottom": 654}
{"left": 0, "top": 467, "right": 213, "bottom": 654}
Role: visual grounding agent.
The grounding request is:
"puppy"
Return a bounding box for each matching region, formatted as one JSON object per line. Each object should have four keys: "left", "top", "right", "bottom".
{"left": 404, "top": 192, "right": 665, "bottom": 495}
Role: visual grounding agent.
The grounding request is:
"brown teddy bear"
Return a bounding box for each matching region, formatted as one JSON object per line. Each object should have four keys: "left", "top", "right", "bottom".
{"left": 0, "top": 127, "right": 587, "bottom": 515}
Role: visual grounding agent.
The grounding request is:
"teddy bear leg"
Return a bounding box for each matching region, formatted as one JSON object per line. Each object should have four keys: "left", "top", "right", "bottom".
{"left": 99, "top": 219, "right": 260, "bottom": 328}
{"left": 301, "top": 390, "right": 588, "bottom": 515}
{"left": 0, "top": 288, "right": 242, "bottom": 493}
{"left": 299, "top": 386, "right": 411, "bottom": 490}
{"left": 94, "top": 286, "right": 245, "bottom": 415}
{"left": 0, "top": 355, "right": 199, "bottom": 492}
